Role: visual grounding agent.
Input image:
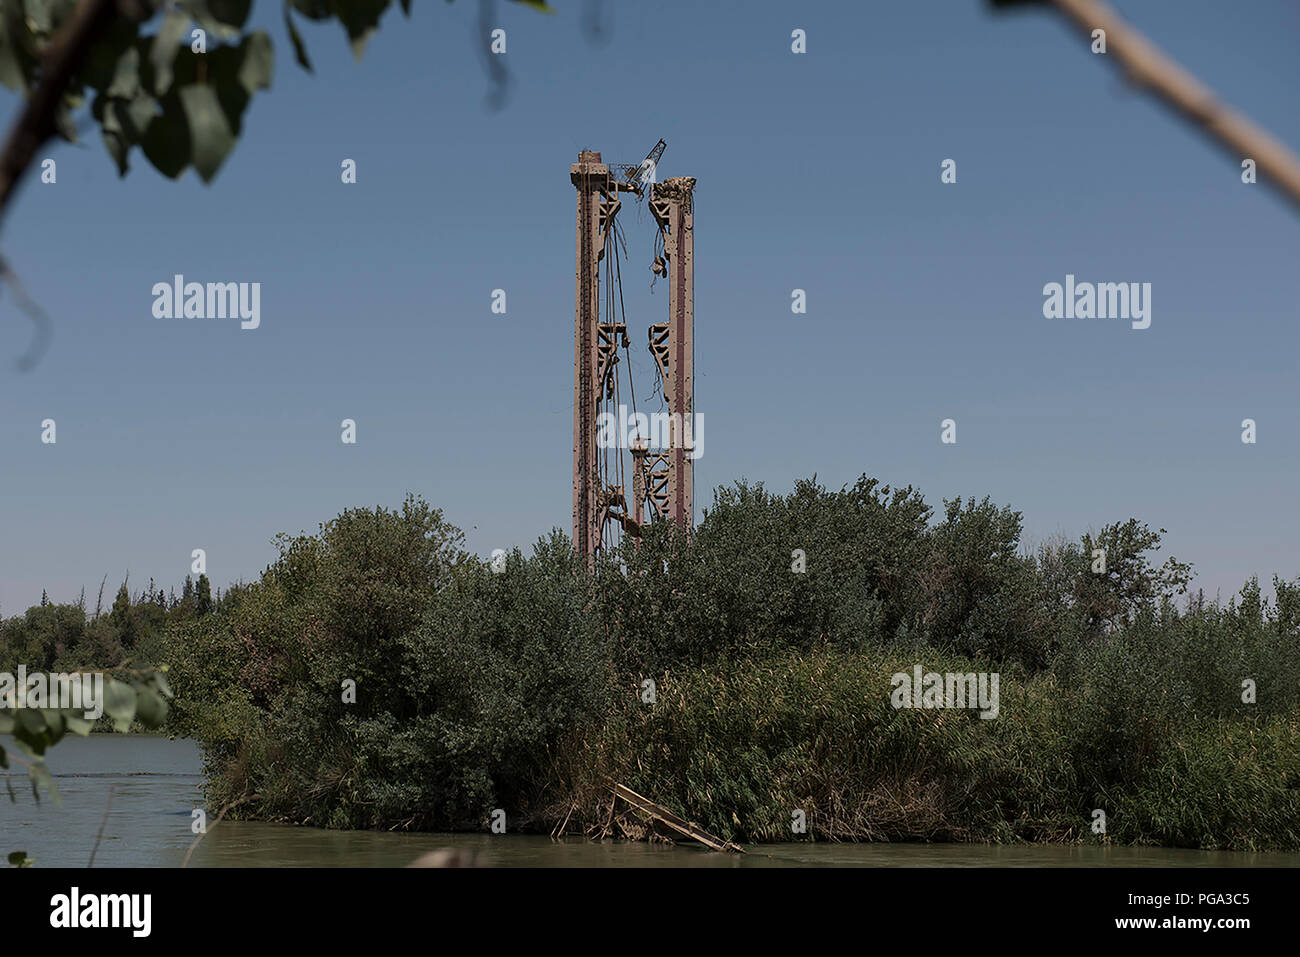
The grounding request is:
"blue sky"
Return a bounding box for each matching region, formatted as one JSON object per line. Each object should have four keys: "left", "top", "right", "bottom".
{"left": 2, "top": 0, "right": 1298, "bottom": 613}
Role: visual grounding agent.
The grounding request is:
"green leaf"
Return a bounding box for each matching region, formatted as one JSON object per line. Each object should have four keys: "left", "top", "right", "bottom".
{"left": 348, "top": 28, "right": 374, "bottom": 61}
{"left": 121, "top": 91, "right": 159, "bottom": 137}
{"left": 78, "top": 15, "right": 139, "bottom": 93}
{"left": 15, "top": 707, "right": 47, "bottom": 737}
{"left": 54, "top": 101, "right": 76, "bottom": 142}
{"left": 39, "top": 709, "right": 66, "bottom": 744}
{"left": 29, "top": 761, "right": 59, "bottom": 804}
{"left": 102, "top": 677, "right": 137, "bottom": 725}
{"left": 178, "top": 83, "right": 235, "bottom": 182}
{"left": 291, "top": 0, "right": 332, "bottom": 21}
{"left": 105, "top": 43, "right": 140, "bottom": 98}
{"left": 237, "top": 30, "right": 273, "bottom": 95}
{"left": 48, "top": 0, "right": 79, "bottom": 23}
{"left": 283, "top": 3, "right": 313, "bottom": 72}
{"left": 24, "top": 0, "right": 53, "bottom": 37}
{"left": 150, "top": 9, "right": 190, "bottom": 96}
{"left": 331, "top": 0, "right": 391, "bottom": 61}
{"left": 9, "top": 727, "right": 43, "bottom": 758}
{"left": 8, "top": 851, "right": 34, "bottom": 868}
{"left": 141, "top": 91, "right": 191, "bottom": 179}
{"left": 0, "top": 41, "right": 26, "bottom": 91}
{"left": 205, "top": 0, "right": 252, "bottom": 29}
{"left": 178, "top": 0, "right": 241, "bottom": 41}
{"left": 101, "top": 128, "right": 129, "bottom": 174}
{"left": 1, "top": 4, "right": 39, "bottom": 85}
{"left": 63, "top": 712, "right": 95, "bottom": 736}
{"left": 136, "top": 689, "right": 167, "bottom": 728}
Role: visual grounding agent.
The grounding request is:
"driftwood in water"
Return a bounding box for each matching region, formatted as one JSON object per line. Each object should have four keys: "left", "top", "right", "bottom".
{"left": 607, "top": 782, "right": 744, "bottom": 853}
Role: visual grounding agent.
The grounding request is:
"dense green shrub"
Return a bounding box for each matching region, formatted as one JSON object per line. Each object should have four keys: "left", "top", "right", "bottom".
{"left": 560, "top": 641, "right": 1300, "bottom": 851}
{"left": 1112, "top": 715, "right": 1300, "bottom": 851}
{"left": 10, "top": 474, "right": 1292, "bottom": 849}
{"left": 163, "top": 504, "right": 613, "bottom": 830}
{"left": 352, "top": 529, "right": 612, "bottom": 828}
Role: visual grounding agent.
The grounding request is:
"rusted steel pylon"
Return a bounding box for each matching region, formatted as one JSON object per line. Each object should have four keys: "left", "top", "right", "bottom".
{"left": 571, "top": 149, "right": 695, "bottom": 560}
{"left": 647, "top": 175, "right": 695, "bottom": 531}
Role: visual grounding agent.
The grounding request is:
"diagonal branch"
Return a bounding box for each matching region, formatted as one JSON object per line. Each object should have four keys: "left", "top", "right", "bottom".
{"left": 0, "top": 0, "right": 138, "bottom": 232}
{"left": 1046, "top": 0, "right": 1300, "bottom": 212}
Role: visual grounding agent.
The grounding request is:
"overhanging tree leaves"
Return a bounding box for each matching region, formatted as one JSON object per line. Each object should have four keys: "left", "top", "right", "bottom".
{"left": 2, "top": 665, "right": 173, "bottom": 865}
{"left": 0, "top": 0, "right": 550, "bottom": 206}
{"left": 1, "top": 667, "right": 173, "bottom": 798}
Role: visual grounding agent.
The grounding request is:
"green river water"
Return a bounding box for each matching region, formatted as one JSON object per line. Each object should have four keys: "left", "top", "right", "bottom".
{"left": 5, "top": 735, "right": 1297, "bottom": 867}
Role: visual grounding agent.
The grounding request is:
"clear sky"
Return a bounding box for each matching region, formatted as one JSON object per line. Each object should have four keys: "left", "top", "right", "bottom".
{"left": 2, "top": 0, "right": 1297, "bottom": 614}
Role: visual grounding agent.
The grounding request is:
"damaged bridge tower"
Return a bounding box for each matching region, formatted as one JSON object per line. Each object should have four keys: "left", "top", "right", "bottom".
{"left": 571, "top": 147, "right": 695, "bottom": 561}
{"left": 646, "top": 175, "right": 696, "bottom": 532}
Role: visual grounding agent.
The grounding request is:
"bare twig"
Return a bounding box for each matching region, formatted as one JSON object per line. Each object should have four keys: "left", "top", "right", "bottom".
{"left": 551, "top": 800, "right": 576, "bottom": 839}
{"left": 2, "top": 748, "right": 34, "bottom": 770}
{"left": 0, "top": 254, "right": 53, "bottom": 370}
{"left": 180, "top": 795, "right": 254, "bottom": 868}
{"left": 1045, "top": 0, "right": 1300, "bottom": 211}
{"left": 0, "top": 0, "right": 130, "bottom": 232}
{"left": 87, "top": 783, "right": 116, "bottom": 867}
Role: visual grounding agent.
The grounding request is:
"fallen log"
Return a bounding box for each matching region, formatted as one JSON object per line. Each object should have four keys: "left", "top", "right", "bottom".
{"left": 608, "top": 782, "right": 744, "bottom": 853}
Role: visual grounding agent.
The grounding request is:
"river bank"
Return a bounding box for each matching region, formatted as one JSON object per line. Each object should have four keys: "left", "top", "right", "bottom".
{"left": 8, "top": 736, "right": 1300, "bottom": 868}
